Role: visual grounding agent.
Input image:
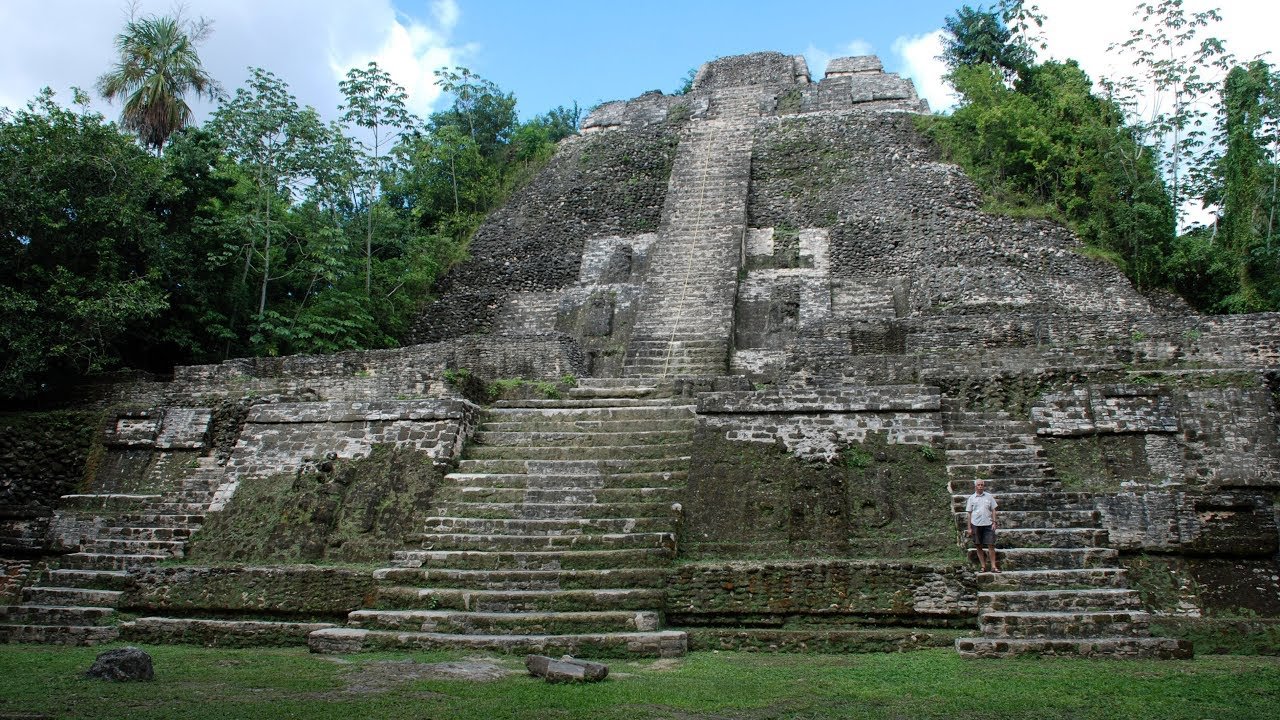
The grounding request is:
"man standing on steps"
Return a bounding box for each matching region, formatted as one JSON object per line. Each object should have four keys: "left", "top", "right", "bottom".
{"left": 965, "top": 480, "right": 999, "bottom": 573}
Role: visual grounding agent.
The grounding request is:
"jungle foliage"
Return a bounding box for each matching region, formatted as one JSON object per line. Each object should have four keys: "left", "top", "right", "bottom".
{"left": 925, "top": 1, "right": 1280, "bottom": 312}
{"left": 0, "top": 12, "right": 579, "bottom": 401}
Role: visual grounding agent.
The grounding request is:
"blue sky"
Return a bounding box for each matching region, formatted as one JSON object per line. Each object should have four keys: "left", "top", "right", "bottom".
{"left": 439, "top": 0, "right": 961, "bottom": 116}
{"left": 0, "top": 1, "right": 1275, "bottom": 125}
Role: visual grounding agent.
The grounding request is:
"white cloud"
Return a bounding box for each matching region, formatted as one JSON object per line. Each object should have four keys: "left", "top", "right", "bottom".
{"left": 892, "top": 30, "right": 957, "bottom": 113}
{"left": 804, "top": 39, "right": 875, "bottom": 81}
{"left": 0, "top": 0, "right": 466, "bottom": 123}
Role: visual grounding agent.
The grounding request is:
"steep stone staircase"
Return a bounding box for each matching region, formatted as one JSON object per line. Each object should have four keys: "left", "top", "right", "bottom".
{"left": 0, "top": 457, "right": 220, "bottom": 645}
{"left": 623, "top": 88, "right": 760, "bottom": 378}
{"left": 308, "top": 378, "right": 691, "bottom": 657}
{"left": 945, "top": 409, "right": 1190, "bottom": 658}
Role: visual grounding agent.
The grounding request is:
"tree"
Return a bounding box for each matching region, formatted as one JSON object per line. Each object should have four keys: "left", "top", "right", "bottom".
{"left": 430, "top": 67, "right": 518, "bottom": 161}
{"left": 1104, "top": 0, "right": 1234, "bottom": 229}
{"left": 208, "top": 68, "right": 328, "bottom": 320}
{"left": 0, "top": 89, "right": 169, "bottom": 398}
{"left": 940, "top": 4, "right": 1035, "bottom": 83}
{"left": 96, "top": 9, "right": 223, "bottom": 153}
{"left": 339, "top": 61, "right": 418, "bottom": 295}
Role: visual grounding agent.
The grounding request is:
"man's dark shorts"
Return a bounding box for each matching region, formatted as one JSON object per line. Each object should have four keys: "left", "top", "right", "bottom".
{"left": 972, "top": 524, "right": 996, "bottom": 545}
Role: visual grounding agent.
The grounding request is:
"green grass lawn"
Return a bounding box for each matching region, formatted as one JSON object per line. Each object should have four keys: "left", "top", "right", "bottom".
{"left": 2, "top": 644, "right": 1278, "bottom": 719}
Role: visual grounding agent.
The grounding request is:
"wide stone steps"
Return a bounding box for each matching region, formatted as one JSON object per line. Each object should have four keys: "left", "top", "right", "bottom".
{"left": 442, "top": 470, "right": 687, "bottom": 489}
{"left": 463, "top": 443, "right": 693, "bottom": 461}
{"left": 121, "top": 617, "right": 336, "bottom": 647}
{"left": 391, "top": 548, "right": 674, "bottom": 571}
{"left": 308, "top": 626, "right": 687, "bottom": 658}
{"left": 482, "top": 406, "right": 696, "bottom": 422}
{"left": 0, "top": 623, "right": 119, "bottom": 646}
{"left": 975, "top": 568, "right": 1129, "bottom": 591}
{"left": 565, "top": 386, "right": 661, "bottom": 399}
{"left": 944, "top": 448, "right": 1044, "bottom": 463}
{"left": 81, "top": 538, "right": 186, "bottom": 558}
{"left": 955, "top": 636, "right": 1192, "bottom": 659}
{"left": 979, "top": 610, "right": 1150, "bottom": 639}
{"left": 100, "top": 525, "right": 194, "bottom": 541}
{"left": 994, "top": 528, "right": 1110, "bottom": 548}
{"left": 111, "top": 512, "right": 205, "bottom": 527}
{"left": 965, "top": 547, "right": 1117, "bottom": 570}
{"left": 59, "top": 552, "right": 168, "bottom": 571}
{"left": 946, "top": 462, "right": 1053, "bottom": 479}
{"left": 348, "top": 609, "right": 659, "bottom": 635}
{"left": 433, "top": 501, "right": 674, "bottom": 520}
{"left": 0, "top": 604, "right": 116, "bottom": 626}
{"left": 420, "top": 516, "right": 675, "bottom": 535}
{"left": 479, "top": 418, "right": 696, "bottom": 433}
{"left": 408, "top": 531, "right": 675, "bottom": 553}
{"left": 374, "top": 586, "right": 664, "bottom": 613}
{"left": 978, "top": 589, "right": 1142, "bottom": 613}
{"left": 435, "top": 486, "right": 680, "bottom": 505}
{"left": 471, "top": 430, "right": 693, "bottom": 447}
{"left": 372, "top": 567, "right": 667, "bottom": 591}
{"left": 951, "top": 492, "right": 1095, "bottom": 512}
{"left": 455, "top": 458, "right": 690, "bottom": 475}
{"left": 43, "top": 569, "right": 133, "bottom": 590}
{"left": 21, "top": 587, "right": 122, "bottom": 607}
{"left": 944, "top": 437, "right": 1039, "bottom": 450}
{"left": 490, "top": 397, "right": 682, "bottom": 409}
{"left": 976, "top": 510, "right": 1099, "bottom": 528}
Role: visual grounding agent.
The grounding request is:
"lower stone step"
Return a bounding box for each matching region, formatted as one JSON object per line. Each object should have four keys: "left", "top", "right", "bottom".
{"left": 119, "top": 617, "right": 338, "bottom": 647}
{"left": 308, "top": 627, "right": 687, "bottom": 658}
{"left": 955, "top": 636, "right": 1192, "bottom": 659}
{"left": 59, "top": 552, "right": 167, "bottom": 571}
{"left": 419, "top": 516, "right": 676, "bottom": 536}
{"left": 374, "top": 586, "right": 664, "bottom": 613}
{"left": 442, "top": 471, "right": 687, "bottom": 490}
{"left": 0, "top": 604, "right": 116, "bottom": 625}
{"left": 994, "top": 528, "right": 1110, "bottom": 548}
{"left": 975, "top": 568, "right": 1128, "bottom": 591}
{"left": 408, "top": 531, "right": 675, "bottom": 553}
{"left": 21, "top": 587, "right": 123, "bottom": 607}
{"left": 0, "top": 623, "right": 119, "bottom": 645}
{"left": 372, "top": 567, "right": 667, "bottom": 591}
{"left": 391, "top": 548, "right": 673, "bottom": 571}
{"left": 975, "top": 510, "right": 1099, "bottom": 529}
{"left": 979, "top": 610, "right": 1150, "bottom": 638}
{"left": 966, "top": 547, "right": 1117, "bottom": 571}
{"left": 951, "top": 492, "right": 1095, "bottom": 513}
{"left": 44, "top": 569, "right": 133, "bottom": 590}
{"left": 978, "top": 589, "right": 1142, "bottom": 613}
{"left": 82, "top": 538, "right": 186, "bottom": 557}
{"left": 432, "top": 501, "right": 675, "bottom": 521}
{"left": 348, "top": 609, "right": 659, "bottom": 635}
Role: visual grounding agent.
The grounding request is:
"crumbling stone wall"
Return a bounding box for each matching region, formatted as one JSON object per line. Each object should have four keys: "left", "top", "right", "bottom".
{"left": 0, "top": 411, "right": 100, "bottom": 506}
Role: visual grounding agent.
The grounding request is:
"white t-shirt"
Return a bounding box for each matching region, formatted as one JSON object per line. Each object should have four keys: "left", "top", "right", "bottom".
{"left": 966, "top": 492, "right": 997, "bottom": 526}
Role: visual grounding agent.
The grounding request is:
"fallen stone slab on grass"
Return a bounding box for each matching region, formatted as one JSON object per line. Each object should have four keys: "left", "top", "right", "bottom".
{"left": 525, "top": 654, "right": 609, "bottom": 683}
{"left": 86, "top": 646, "right": 154, "bottom": 681}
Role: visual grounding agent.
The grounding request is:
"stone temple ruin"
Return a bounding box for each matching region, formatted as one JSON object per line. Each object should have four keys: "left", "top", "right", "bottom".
{"left": 2, "top": 52, "right": 1278, "bottom": 659}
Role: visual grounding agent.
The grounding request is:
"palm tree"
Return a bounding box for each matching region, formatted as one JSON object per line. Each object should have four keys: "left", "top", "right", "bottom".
{"left": 96, "top": 11, "right": 223, "bottom": 152}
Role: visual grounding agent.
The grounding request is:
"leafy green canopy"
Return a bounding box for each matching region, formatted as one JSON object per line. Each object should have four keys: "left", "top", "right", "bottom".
{"left": 1, "top": 54, "right": 581, "bottom": 401}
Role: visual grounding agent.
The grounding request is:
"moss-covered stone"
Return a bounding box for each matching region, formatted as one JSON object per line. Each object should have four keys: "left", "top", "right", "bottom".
{"left": 123, "top": 565, "right": 373, "bottom": 618}
{"left": 0, "top": 410, "right": 102, "bottom": 505}
{"left": 1042, "top": 435, "right": 1152, "bottom": 493}
{"left": 683, "top": 431, "right": 958, "bottom": 560}
{"left": 1122, "top": 554, "right": 1280, "bottom": 618}
{"left": 1149, "top": 617, "right": 1280, "bottom": 655}
{"left": 186, "top": 446, "right": 442, "bottom": 564}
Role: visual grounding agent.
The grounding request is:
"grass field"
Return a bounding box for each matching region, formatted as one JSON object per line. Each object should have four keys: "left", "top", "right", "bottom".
{"left": 2, "top": 644, "right": 1278, "bottom": 719}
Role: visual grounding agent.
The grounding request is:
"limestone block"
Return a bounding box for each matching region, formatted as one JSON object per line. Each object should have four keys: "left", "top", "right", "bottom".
{"left": 155, "top": 407, "right": 213, "bottom": 449}
{"left": 826, "top": 56, "right": 883, "bottom": 76}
